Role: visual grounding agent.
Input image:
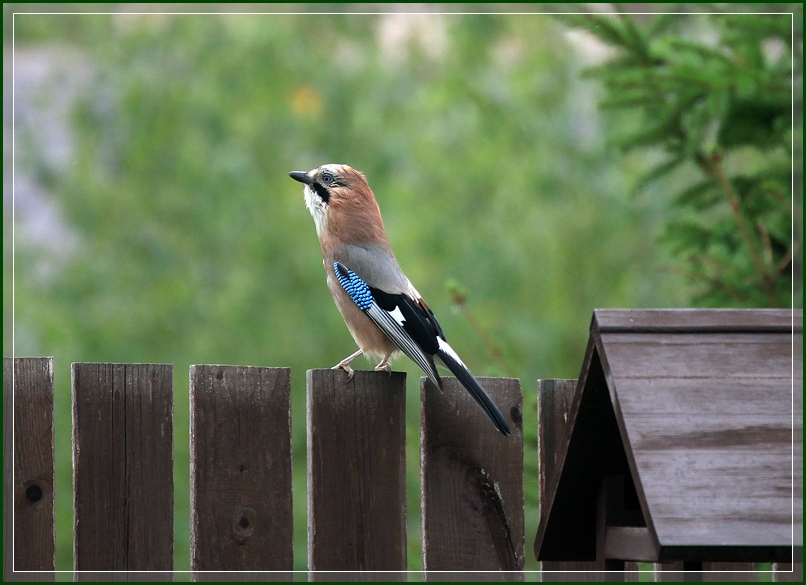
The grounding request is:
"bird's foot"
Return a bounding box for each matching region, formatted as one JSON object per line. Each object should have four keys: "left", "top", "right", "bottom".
{"left": 374, "top": 363, "right": 392, "bottom": 376}
{"left": 374, "top": 352, "right": 393, "bottom": 377}
{"left": 332, "top": 362, "right": 355, "bottom": 382}
{"left": 332, "top": 348, "right": 364, "bottom": 383}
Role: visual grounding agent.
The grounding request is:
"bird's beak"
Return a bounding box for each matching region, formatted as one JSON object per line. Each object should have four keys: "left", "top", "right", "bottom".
{"left": 289, "top": 171, "right": 314, "bottom": 185}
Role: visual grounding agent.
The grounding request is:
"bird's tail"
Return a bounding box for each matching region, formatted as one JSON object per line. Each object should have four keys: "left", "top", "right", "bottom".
{"left": 435, "top": 340, "right": 512, "bottom": 437}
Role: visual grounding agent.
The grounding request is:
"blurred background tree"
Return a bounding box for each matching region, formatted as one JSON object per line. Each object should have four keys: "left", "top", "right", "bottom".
{"left": 3, "top": 3, "right": 799, "bottom": 580}
{"left": 559, "top": 6, "right": 800, "bottom": 307}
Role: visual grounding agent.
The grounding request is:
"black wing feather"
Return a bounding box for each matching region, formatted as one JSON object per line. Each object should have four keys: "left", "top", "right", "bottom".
{"left": 364, "top": 303, "right": 441, "bottom": 386}
{"left": 333, "top": 262, "right": 510, "bottom": 436}
{"left": 435, "top": 348, "right": 513, "bottom": 437}
{"left": 369, "top": 287, "right": 441, "bottom": 354}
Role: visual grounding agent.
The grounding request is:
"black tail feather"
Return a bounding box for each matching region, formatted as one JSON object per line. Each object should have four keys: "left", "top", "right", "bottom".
{"left": 436, "top": 348, "right": 512, "bottom": 437}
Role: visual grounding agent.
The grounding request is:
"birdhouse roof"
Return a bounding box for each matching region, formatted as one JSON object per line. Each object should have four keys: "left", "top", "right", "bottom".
{"left": 535, "top": 309, "right": 802, "bottom": 563}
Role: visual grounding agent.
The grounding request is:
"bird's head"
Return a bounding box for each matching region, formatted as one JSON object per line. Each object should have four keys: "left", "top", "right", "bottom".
{"left": 289, "top": 164, "right": 387, "bottom": 244}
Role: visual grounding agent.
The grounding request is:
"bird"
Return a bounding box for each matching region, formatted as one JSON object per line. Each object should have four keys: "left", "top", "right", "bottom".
{"left": 289, "top": 163, "right": 512, "bottom": 436}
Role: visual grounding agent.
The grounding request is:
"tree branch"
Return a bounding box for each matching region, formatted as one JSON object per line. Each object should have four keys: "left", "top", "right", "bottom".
{"left": 702, "top": 151, "right": 771, "bottom": 283}
{"left": 449, "top": 290, "right": 516, "bottom": 379}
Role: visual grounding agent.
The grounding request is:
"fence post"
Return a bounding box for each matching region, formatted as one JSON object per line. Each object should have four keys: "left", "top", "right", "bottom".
{"left": 421, "top": 376, "right": 524, "bottom": 582}
{"left": 773, "top": 563, "right": 804, "bottom": 582}
{"left": 3, "top": 357, "right": 55, "bottom": 582}
{"left": 537, "top": 378, "right": 612, "bottom": 582}
{"left": 72, "top": 363, "right": 173, "bottom": 581}
{"left": 307, "top": 369, "right": 407, "bottom": 581}
{"left": 189, "top": 365, "right": 293, "bottom": 581}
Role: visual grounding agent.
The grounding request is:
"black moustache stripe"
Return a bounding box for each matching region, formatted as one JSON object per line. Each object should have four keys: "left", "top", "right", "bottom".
{"left": 313, "top": 182, "right": 330, "bottom": 203}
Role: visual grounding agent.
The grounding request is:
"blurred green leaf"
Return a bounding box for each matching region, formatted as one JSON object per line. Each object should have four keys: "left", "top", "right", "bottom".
{"left": 563, "top": 8, "right": 798, "bottom": 308}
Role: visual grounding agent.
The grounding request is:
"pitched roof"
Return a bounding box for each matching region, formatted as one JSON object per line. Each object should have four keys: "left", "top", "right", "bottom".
{"left": 535, "top": 309, "right": 802, "bottom": 562}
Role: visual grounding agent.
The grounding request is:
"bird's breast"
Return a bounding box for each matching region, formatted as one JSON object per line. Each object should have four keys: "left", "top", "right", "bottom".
{"left": 324, "top": 264, "right": 398, "bottom": 360}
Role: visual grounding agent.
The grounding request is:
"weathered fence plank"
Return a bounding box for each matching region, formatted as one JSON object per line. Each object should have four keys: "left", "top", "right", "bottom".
{"left": 421, "top": 376, "right": 524, "bottom": 582}
{"left": 3, "top": 349, "right": 793, "bottom": 580}
{"left": 538, "top": 379, "right": 609, "bottom": 582}
{"left": 773, "top": 562, "right": 804, "bottom": 582}
{"left": 307, "top": 368, "right": 407, "bottom": 581}
{"left": 3, "top": 357, "right": 55, "bottom": 582}
{"left": 190, "top": 365, "right": 293, "bottom": 581}
{"left": 72, "top": 363, "right": 173, "bottom": 581}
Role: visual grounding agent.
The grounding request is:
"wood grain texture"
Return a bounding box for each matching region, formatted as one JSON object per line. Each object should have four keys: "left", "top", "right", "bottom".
{"left": 307, "top": 369, "right": 407, "bottom": 581}
{"left": 791, "top": 328, "right": 803, "bottom": 554}
{"left": 72, "top": 363, "right": 173, "bottom": 581}
{"left": 599, "top": 329, "right": 798, "bottom": 555}
{"left": 613, "top": 377, "right": 793, "bottom": 416}
{"left": 593, "top": 308, "right": 799, "bottom": 333}
{"left": 537, "top": 309, "right": 800, "bottom": 565}
{"left": 599, "top": 332, "right": 794, "bottom": 380}
{"left": 537, "top": 379, "right": 576, "bottom": 522}
{"left": 190, "top": 365, "right": 293, "bottom": 581}
{"left": 421, "top": 377, "right": 524, "bottom": 581}
{"left": 3, "top": 357, "right": 55, "bottom": 582}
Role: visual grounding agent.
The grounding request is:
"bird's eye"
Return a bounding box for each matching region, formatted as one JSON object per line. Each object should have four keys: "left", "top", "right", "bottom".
{"left": 321, "top": 172, "right": 334, "bottom": 185}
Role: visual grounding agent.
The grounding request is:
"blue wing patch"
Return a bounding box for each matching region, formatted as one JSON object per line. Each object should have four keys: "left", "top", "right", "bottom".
{"left": 332, "top": 262, "right": 508, "bottom": 435}
{"left": 332, "top": 261, "right": 441, "bottom": 387}
{"left": 334, "top": 262, "right": 373, "bottom": 311}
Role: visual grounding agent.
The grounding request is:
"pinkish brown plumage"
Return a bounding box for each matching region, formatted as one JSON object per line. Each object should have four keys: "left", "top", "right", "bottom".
{"left": 289, "top": 164, "right": 512, "bottom": 436}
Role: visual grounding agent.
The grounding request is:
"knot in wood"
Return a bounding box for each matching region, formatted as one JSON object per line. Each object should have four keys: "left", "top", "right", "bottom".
{"left": 24, "top": 483, "right": 44, "bottom": 503}
{"left": 232, "top": 505, "right": 256, "bottom": 544}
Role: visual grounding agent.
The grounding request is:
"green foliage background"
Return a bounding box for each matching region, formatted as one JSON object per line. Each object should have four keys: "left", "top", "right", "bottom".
{"left": 560, "top": 9, "right": 799, "bottom": 307}
{"left": 4, "top": 4, "right": 800, "bottom": 579}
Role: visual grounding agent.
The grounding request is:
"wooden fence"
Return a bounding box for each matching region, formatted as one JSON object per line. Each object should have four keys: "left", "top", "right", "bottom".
{"left": 3, "top": 357, "right": 801, "bottom": 581}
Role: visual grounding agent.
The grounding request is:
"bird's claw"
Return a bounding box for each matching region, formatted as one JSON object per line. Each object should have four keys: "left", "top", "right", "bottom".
{"left": 374, "top": 363, "right": 392, "bottom": 377}
{"left": 332, "top": 348, "right": 363, "bottom": 383}
{"left": 332, "top": 362, "right": 355, "bottom": 382}
{"left": 374, "top": 352, "right": 393, "bottom": 377}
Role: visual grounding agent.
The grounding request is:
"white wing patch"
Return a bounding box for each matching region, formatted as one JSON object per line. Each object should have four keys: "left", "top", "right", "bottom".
{"left": 437, "top": 337, "right": 466, "bottom": 368}
{"left": 389, "top": 306, "right": 406, "bottom": 326}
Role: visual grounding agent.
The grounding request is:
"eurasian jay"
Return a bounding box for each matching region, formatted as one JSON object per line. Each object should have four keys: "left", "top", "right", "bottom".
{"left": 289, "top": 164, "right": 512, "bottom": 436}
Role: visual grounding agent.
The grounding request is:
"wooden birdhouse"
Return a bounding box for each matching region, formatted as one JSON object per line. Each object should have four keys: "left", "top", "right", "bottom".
{"left": 535, "top": 309, "right": 802, "bottom": 567}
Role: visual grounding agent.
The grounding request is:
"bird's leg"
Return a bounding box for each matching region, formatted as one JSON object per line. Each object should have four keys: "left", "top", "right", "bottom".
{"left": 332, "top": 348, "right": 364, "bottom": 382}
{"left": 374, "top": 350, "right": 394, "bottom": 376}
